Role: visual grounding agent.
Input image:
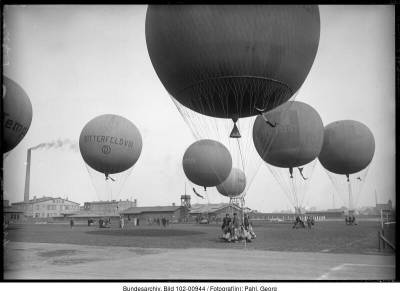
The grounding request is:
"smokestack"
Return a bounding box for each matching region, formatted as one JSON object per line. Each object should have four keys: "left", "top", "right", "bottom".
{"left": 24, "top": 149, "right": 31, "bottom": 203}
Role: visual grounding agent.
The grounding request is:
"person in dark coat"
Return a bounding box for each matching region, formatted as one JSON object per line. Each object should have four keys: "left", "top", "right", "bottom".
{"left": 244, "top": 213, "right": 250, "bottom": 230}
{"left": 221, "top": 214, "right": 231, "bottom": 232}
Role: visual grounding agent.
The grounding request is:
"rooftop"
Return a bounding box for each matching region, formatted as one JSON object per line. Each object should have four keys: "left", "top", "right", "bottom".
{"left": 121, "top": 205, "right": 182, "bottom": 214}
{"left": 189, "top": 203, "right": 242, "bottom": 214}
{"left": 12, "top": 196, "right": 80, "bottom": 205}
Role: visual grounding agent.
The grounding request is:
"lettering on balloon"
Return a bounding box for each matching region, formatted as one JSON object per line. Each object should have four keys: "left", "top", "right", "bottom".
{"left": 3, "top": 112, "right": 29, "bottom": 138}
{"left": 83, "top": 135, "right": 135, "bottom": 149}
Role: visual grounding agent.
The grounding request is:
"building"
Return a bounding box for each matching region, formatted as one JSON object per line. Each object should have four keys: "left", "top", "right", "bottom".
{"left": 120, "top": 205, "right": 187, "bottom": 224}
{"left": 3, "top": 200, "right": 24, "bottom": 223}
{"left": 249, "top": 212, "right": 297, "bottom": 221}
{"left": 83, "top": 199, "right": 137, "bottom": 215}
{"left": 305, "top": 210, "right": 344, "bottom": 220}
{"left": 249, "top": 209, "right": 345, "bottom": 222}
{"left": 188, "top": 203, "right": 243, "bottom": 223}
{"left": 12, "top": 196, "right": 80, "bottom": 218}
{"left": 375, "top": 200, "right": 393, "bottom": 215}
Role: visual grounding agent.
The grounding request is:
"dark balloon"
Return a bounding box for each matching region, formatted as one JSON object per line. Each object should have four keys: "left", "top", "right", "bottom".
{"left": 79, "top": 114, "right": 142, "bottom": 175}
{"left": 183, "top": 139, "right": 232, "bottom": 188}
{"left": 318, "top": 120, "right": 375, "bottom": 175}
{"left": 217, "top": 168, "right": 246, "bottom": 197}
{"left": 3, "top": 76, "right": 33, "bottom": 153}
{"left": 146, "top": 5, "right": 320, "bottom": 118}
{"left": 253, "top": 101, "right": 324, "bottom": 168}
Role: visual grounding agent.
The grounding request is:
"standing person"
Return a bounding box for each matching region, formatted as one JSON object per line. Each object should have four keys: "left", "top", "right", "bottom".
{"left": 306, "top": 216, "right": 312, "bottom": 230}
{"left": 222, "top": 214, "right": 231, "bottom": 231}
{"left": 244, "top": 213, "right": 250, "bottom": 230}
{"left": 232, "top": 213, "right": 240, "bottom": 241}
{"left": 70, "top": 219, "right": 74, "bottom": 228}
{"left": 221, "top": 214, "right": 231, "bottom": 241}
{"left": 137, "top": 217, "right": 140, "bottom": 226}
{"left": 120, "top": 216, "right": 125, "bottom": 229}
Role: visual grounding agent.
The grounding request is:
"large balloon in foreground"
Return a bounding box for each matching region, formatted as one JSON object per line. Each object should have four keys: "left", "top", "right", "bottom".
{"left": 183, "top": 139, "right": 232, "bottom": 188}
{"left": 79, "top": 114, "right": 142, "bottom": 175}
{"left": 318, "top": 120, "right": 375, "bottom": 175}
{"left": 146, "top": 5, "right": 320, "bottom": 118}
{"left": 3, "top": 76, "right": 33, "bottom": 153}
{"left": 253, "top": 101, "right": 324, "bottom": 168}
{"left": 217, "top": 168, "right": 246, "bottom": 197}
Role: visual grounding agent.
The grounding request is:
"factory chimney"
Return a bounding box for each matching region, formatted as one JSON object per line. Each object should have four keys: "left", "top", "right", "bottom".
{"left": 24, "top": 148, "right": 32, "bottom": 203}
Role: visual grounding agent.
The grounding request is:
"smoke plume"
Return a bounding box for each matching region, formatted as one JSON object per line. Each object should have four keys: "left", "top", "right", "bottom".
{"left": 29, "top": 139, "right": 79, "bottom": 152}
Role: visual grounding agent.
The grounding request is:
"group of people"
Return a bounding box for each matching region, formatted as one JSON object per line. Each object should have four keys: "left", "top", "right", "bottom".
{"left": 345, "top": 215, "right": 357, "bottom": 225}
{"left": 292, "top": 216, "right": 315, "bottom": 230}
{"left": 220, "top": 213, "right": 256, "bottom": 243}
{"left": 155, "top": 217, "right": 169, "bottom": 227}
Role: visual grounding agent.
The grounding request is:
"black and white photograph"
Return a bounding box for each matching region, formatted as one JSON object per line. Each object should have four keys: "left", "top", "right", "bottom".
{"left": 2, "top": 4, "right": 397, "bottom": 282}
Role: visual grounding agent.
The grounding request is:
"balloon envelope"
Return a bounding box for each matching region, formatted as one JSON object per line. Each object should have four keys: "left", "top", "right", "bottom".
{"left": 183, "top": 139, "right": 232, "bottom": 188}
{"left": 79, "top": 114, "right": 142, "bottom": 174}
{"left": 3, "top": 76, "right": 33, "bottom": 153}
{"left": 217, "top": 168, "right": 246, "bottom": 197}
{"left": 146, "top": 5, "right": 320, "bottom": 118}
{"left": 318, "top": 120, "right": 375, "bottom": 175}
{"left": 253, "top": 101, "right": 324, "bottom": 168}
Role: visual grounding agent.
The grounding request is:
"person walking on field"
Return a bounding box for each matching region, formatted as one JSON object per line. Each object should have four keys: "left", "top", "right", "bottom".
{"left": 70, "top": 219, "right": 74, "bottom": 228}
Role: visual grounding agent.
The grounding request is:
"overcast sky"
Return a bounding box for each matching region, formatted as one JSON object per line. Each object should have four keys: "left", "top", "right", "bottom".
{"left": 3, "top": 5, "right": 395, "bottom": 212}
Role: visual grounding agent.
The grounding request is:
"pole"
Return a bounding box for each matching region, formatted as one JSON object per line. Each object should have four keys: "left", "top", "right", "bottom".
{"left": 241, "top": 196, "right": 246, "bottom": 249}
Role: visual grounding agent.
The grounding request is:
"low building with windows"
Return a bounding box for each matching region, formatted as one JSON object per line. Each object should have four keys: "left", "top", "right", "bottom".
{"left": 3, "top": 200, "right": 24, "bottom": 223}
{"left": 375, "top": 200, "right": 393, "bottom": 215}
{"left": 120, "top": 205, "right": 188, "bottom": 225}
{"left": 188, "top": 203, "right": 243, "bottom": 223}
{"left": 248, "top": 209, "right": 345, "bottom": 222}
{"left": 11, "top": 196, "right": 80, "bottom": 218}
{"left": 83, "top": 199, "right": 137, "bottom": 215}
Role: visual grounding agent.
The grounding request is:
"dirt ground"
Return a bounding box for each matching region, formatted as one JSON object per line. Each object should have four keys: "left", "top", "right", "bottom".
{"left": 3, "top": 221, "right": 396, "bottom": 280}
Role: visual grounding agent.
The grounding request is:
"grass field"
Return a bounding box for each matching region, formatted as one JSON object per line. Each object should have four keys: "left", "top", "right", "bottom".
{"left": 6, "top": 220, "right": 393, "bottom": 255}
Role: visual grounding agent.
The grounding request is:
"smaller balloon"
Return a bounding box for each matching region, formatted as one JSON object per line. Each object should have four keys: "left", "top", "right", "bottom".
{"left": 182, "top": 139, "right": 232, "bottom": 188}
{"left": 79, "top": 114, "right": 142, "bottom": 175}
{"left": 3, "top": 76, "right": 33, "bottom": 153}
{"left": 253, "top": 101, "right": 324, "bottom": 168}
{"left": 217, "top": 168, "right": 246, "bottom": 197}
{"left": 318, "top": 120, "right": 375, "bottom": 175}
